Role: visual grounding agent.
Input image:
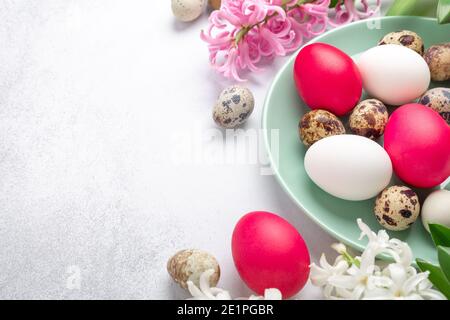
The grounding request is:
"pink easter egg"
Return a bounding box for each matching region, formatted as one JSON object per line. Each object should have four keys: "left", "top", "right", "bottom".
{"left": 384, "top": 104, "right": 450, "bottom": 188}
{"left": 232, "top": 211, "right": 310, "bottom": 299}
{"left": 294, "top": 43, "right": 362, "bottom": 116}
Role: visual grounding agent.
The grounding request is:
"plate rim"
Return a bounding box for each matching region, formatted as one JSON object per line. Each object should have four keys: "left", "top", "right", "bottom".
{"left": 262, "top": 16, "right": 439, "bottom": 255}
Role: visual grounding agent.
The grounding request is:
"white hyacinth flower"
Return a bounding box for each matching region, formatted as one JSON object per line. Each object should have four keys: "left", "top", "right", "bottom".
{"left": 310, "top": 254, "right": 350, "bottom": 299}
{"left": 248, "top": 289, "right": 283, "bottom": 300}
{"left": 187, "top": 269, "right": 282, "bottom": 300}
{"left": 310, "top": 219, "right": 445, "bottom": 300}
{"left": 187, "top": 269, "right": 232, "bottom": 300}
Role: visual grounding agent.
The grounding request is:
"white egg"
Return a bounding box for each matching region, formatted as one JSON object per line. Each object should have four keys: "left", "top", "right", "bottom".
{"left": 304, "top": 135, "right": 393, "bottom": 201}
{"left": 357, "top": 44, "right": 430, "bottom": 106}
{"left": 171, "top": 0, "right": 206, "bottom": 22}
{"left": 421, "top": 189, "right": 450, "bottom": 232}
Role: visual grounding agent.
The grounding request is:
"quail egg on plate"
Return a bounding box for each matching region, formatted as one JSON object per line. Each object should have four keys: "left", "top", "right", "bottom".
{"left": 378, "top": 30, "right": 424, "bottom": 55}
{"left": 349, "top": 99, "right": 388, "bottom": 140}
{"left": 419, "top": 87, "right": 450, "bottom": 125}
{"left": 374, "top": 185, "right": 420, "bottom": 231}
{"left": 424, "top": 43, "right": 450, "bottom": 81}
{"left": 299, "top": 109, "right": 345, "bottom": 146}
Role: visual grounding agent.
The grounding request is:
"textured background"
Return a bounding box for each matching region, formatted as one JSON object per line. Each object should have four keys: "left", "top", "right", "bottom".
{"left": 0, "top": 0, "right": 391, "bottom": 299}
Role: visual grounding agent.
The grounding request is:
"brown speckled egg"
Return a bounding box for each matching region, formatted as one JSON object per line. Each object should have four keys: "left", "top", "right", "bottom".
{"left": 299, "top": 109, "right": 345, "bottom": 146}
{"left": 378, "top": 30, "right": 424, "bottom": 55}
{"left": 167, "top": 249, "right": 220, "bottom": 289}
{"left": 213, "top": 85, "right": 255, "bottom": 128}
{"left": 424, "top": 43, "right": 450, "bottom": 81}
{"left": 349, "top": 99, "right": 388, "bottom": 140}
{"left": 418, "top": 87, "right": 450, "bottom": 125}
{"left": 374, "top": 186, "right": 421, "bottom": 231}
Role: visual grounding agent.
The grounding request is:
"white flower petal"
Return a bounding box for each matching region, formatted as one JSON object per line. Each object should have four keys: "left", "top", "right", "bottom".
{"left": 323, "top": 284, "right": 334, "bottom": 299}
{"left": 357, "top": 219, "right": 377, "bottom": 242}
{"left": 310, "top": 264, "right": 330, "bottom": 286}
{"left": 319, "top": 253, "right": 333, "bottom": 269}
{"left": 367, "top": 275, "right": 393, "bottom": 290}
{"left": 335, "top": 287, "right": 354, "bottom": 299}
{"left": 402, "top": 271, "right": 430, "bottom": 295}
{"left": 417, "top": 275, "right": 433, "bottom": 291}
{"left": 328, "top": 275, "right": 358, "bottom": 289}
{"left": 334, "top": 260, "right": 350, "bottom": 274}
{"left": 363, "top": 287, "right": 394, "bottom": 300}
{"left": 386, "top": 263, "right": 408, "bottom": 287}
{"left": 419, "top": 289, "right": 446, "bottom": 300}
{"left": 187, "top": 281, "right": 207, "bottom": 299}
{"left": 264, "top": 289, "right": 282, "bottom": 300}
{"left": 350, "top": 284, "right": 366, "bottom": 300}
{"left": 331, "top": 243, "right": 347, "bottom": 255}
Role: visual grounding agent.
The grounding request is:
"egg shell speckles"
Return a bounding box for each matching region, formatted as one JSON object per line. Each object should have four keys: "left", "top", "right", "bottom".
{"left": 299, "top": 109, "right": 345, "bottom": 146}
{"left": 171, "top": 0, "right": 206, "bottom": 22}
{"left": 349, "top": 99, "right": 388, "bottom": 140}
{"left": 378, "top": 30, "right": 424, "bottom": 56}
{"left": 213, "top": 86, "right": 255, "bottom": 128}
{"left": 374, "top": 186, "right": 420, "bottom": 231}
{"left": 167, "top": 249, "right": 220, "bottom": 289}
{"left": 419, "top": 87, "right": 450, "bottom": 125}
{"left": 424, "top": 43, "right": 450, "bottom": 81}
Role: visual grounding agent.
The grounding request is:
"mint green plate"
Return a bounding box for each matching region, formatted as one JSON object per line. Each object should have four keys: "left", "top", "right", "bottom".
{"left": 263, "top": 17, "right": 450, "bottom": 265}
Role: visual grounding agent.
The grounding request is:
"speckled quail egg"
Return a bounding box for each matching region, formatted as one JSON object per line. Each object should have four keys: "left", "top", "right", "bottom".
{"left": 208, "top": 0, "right": 221, "bottom": 10}
{"left": 167, "top": 249, "right": 220, "bottom": 289}
{"left": 299, "top": 109, "right": 345, "bottom": 146}
{"left": 419, "top": 87, "right": 450, "bottom": 125}
{"left": 349, "top": 99, "right": 389, "bottom": 140}
{"left": 213, "top": 85, "right": 255, "bottom": 128}
{"left": 378, "top": 30, "right": 424, "bottom": 55}
{"left": 171, "top": 0, "right": 206, "bottom": 22}
{"left": 424, "top": 43, "right": 450, "bottom": 81}
{"left": 374, "top": 185, "right": 421, "bottom": 231}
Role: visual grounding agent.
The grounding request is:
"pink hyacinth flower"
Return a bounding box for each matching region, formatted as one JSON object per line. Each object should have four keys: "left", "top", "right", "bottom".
{"left": 201, "top": 0, "right": 382, "bottom": 81}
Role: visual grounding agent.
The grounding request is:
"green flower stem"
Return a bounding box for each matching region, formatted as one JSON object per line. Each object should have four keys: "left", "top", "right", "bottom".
{"left": 234, "top": 0, "right": 313, "bottom": 46}
{"left": 342, "top": 251, "right": 361, "bottom": 268}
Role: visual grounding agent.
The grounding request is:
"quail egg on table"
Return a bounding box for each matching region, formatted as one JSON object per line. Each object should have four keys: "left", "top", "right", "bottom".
{"left": 213, "top": 85, "right": 255, "bottom": 128}
{"left": 374, "top": 185, "right": 421, "bottom": 231}
{"left": 171, "top": 0, "right": 206, "bottom": 22}
{"left": 349, "top": 99, "right": 388, "bottom": 140}
{"left": 167, "top": 249, "right": 220, "bottom": 289}
{"left": 378, "top": 30, "right": 424, "bottom": 56}
{"left": 424, "top": 43, "right": 450, "bottom": 81}
{"left": 419, "top": 88, "right": 450, "bottom": 125}
{"left": 299, "top": 109, "right": 345, "bottom": 146}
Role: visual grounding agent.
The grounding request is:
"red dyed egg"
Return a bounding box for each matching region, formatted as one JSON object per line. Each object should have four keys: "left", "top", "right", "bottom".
{"left": 294, "top": 43, "right": 362, "bottom": 116}
{"left": 232, "top": 211, "right": 310, "bottom": 299}
{"left": 384, "top": 104, "right": 450, "bottom": 188}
